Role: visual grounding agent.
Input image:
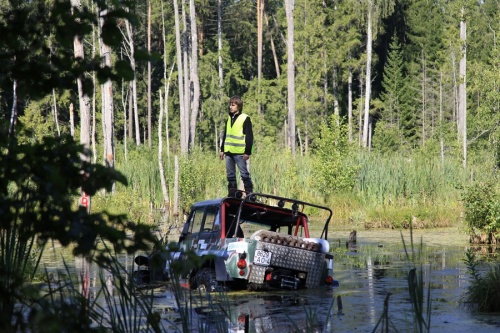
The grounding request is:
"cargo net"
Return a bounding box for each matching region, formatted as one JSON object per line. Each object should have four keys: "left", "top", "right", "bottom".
{"left": 250, "top": 230, "right": 323, "bottom": 252}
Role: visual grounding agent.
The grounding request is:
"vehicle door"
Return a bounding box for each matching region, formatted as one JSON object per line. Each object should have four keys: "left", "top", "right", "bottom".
{"left": 189, "top": 205, "right": 220, "bottom": 252}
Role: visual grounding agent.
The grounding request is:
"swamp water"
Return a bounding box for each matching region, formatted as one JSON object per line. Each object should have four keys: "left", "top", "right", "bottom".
{"left": 42, "top": 227, "right": 500, "bottom": 332}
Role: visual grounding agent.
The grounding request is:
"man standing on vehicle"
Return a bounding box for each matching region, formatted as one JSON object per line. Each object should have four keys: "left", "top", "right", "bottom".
{"left": 219, "top": 95, "right": 254, "bottom": 197}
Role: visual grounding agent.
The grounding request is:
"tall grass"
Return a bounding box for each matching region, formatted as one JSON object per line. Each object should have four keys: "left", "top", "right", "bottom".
{"left": 356, "top": 151, "right": 466, "bottom": 206}
{"left": 105, "top": 143, "right": 496, "bottom": 228}
{"left": 462, "top": 248, "right": 500, "bottom": 312}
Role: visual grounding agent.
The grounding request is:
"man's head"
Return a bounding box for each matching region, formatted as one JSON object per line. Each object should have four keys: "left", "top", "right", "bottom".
{"left": 229, "top": 95, "right": 243, "bottom": 114}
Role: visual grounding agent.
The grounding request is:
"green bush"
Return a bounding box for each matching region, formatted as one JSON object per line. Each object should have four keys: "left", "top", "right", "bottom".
{"left": 463, "top": 249, "right": 500, "bottom": 312}
{"left": 312, "top": 115, "right": 359, "bottom": 199}
{"left": 0, "top": 136, "right": 158, "bottom": 331}
{"left": 462, "top": 180, "right": 500, "bottom": 243}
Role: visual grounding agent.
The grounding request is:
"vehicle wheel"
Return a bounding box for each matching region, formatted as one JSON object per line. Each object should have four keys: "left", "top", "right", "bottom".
{"left": 190, "top": 268, "right": 220, "bottom": 292}
{"left": 132, "top": 270, "right": 150, "bottom": 285}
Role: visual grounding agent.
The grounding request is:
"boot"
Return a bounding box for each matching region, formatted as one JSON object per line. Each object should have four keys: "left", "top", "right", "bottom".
{"left": 243, "top": 179, "right": 253, "bottom": 194}
{"left": 227, "top": 181, "right": 237, "bottom": 197}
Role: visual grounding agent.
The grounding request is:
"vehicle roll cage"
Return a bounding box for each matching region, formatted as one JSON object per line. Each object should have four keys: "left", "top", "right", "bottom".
{"left": 226, "top": 192, "right": 333, "bottom": 240}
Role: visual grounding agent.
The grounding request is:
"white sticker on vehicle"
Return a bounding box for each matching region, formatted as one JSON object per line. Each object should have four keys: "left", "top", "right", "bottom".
{"left": 227, "top": 241, "right": 248, "bottom": 253}
{"left": 198, "top": 239, "right": 207, "bottom": 250}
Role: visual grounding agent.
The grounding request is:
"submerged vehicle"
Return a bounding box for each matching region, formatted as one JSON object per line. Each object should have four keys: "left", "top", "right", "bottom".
{"left": 170, "top": 191, "right": 338, "bottom": 291}
{"left": 133, "top": 192, "right": 338, "bottom": 290}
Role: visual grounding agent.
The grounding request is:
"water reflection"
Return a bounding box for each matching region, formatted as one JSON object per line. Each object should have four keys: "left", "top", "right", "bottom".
{"left": 41, "top": 228, "right": 500, "bottom": 332}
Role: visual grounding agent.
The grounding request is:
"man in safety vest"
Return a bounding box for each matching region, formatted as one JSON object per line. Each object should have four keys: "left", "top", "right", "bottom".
{"left": 219, "top": 95, "right": 254, "bottom": 197}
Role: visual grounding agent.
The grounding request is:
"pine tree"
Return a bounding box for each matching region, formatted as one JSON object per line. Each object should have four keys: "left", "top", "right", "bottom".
{"left": 373, "top": 34, "right": 409, "bottom": 152}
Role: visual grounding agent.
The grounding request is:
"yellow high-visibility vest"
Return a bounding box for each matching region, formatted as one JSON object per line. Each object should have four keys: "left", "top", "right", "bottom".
{"left": 224, "top": 114, "right": 248, "bottom": 154}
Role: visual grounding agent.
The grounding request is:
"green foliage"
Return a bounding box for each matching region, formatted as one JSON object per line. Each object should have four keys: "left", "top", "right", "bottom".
{"left": 0, "top": 136, "right": 158, "bottom": 331}
{"left": 179, "top": 151, "right": 220, "bottom": 212}
{"left": 105, "top": 140, "right": 496, "bottom": 229}
{"left": 400, "top": 232, "right": 432, "bottom": 333}
{"left": 0, "top": 0, "right": 135, "bottom": 101}
{"left": 371, "top": 120, "right": 403, "bottom": 154}
{"left": 312, "top": 115, "right": 358, "bottom": 199}
{"left": 461, "top": 180, "right": 500, "bottom": 240}
{"left": 17, "top": 96, "right": 57, "bottom": 143}
{"left": 463, "top": 248, "right": 500, "bottom": 312}
{"left": 357, "top": 150, "right": 466, "bottom": 206}
{"left": 379, "top": 34, "right": 408, "bottom": 122}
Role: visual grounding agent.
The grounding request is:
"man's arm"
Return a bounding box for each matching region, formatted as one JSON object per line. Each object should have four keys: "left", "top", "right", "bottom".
{"left": 219, "top": 127, "right": 226, "bottom": 160}
{"left": 243, "top": 117, "right": 253, "bottom": 155}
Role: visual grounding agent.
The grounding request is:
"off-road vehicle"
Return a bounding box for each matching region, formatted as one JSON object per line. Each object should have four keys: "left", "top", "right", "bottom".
{"left": 171, "top": 192, "right": 338, "bottom": 291}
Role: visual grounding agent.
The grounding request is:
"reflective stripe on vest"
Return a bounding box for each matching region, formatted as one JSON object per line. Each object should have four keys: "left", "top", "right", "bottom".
{"left": 224, "top": 114, "right": 248, "bottom": 154}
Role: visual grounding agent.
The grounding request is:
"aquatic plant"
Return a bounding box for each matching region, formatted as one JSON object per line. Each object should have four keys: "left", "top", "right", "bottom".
{"left": 463, "top": 248, "right": 500, "bottom": 312}
{"left": 401, "top": 230, "right": 432, "bottom": 333}
{"left": 371, "top": 293, "right": 398, "bottom": 333}
{"left": 461, "top": 180, "right": 500, "bottom": 244}
{"left": 370, "top": 229, "right": 432, "bottom": 333}
{"left": 0, "top": 137, "right": 158, "bottom": 332}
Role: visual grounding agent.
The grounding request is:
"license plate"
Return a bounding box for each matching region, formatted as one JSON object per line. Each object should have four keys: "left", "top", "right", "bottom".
{"left": 254, "top": 250, "right": 272, "bottom": 266}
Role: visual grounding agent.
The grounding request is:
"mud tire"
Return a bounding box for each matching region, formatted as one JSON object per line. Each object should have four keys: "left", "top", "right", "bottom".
{"left": 132, "top": 270, "right": 150, "bottom": 285}
{"left": 189, "top": 268, "right": 221, "bottom": 292}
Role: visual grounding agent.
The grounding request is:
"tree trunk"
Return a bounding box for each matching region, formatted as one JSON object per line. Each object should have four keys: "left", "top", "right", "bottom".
{"left": 459, "top": 9, "right": 467, "bottom": 168}
{"left": 181, "top": 0, "right": 190, "bottom": 152}
{"left": 217, "top": 0, "right": 224, "bottom": 88}
{"left": 99, "top": 9, "right": 115, "bottom": 170}
{"left": 421, "top": 52, "right": 426, "bottom": 146}
{"left": 189, "top": 0, "right": 201, "bottom": 148}
{"left": 173, "top": 0, "right": 187, "bottom": 153}
{"left": 70, "top": 102, "right": 75, "bottom": 138}
{"left": 128, "top": 82, "right": 133, "bottom": 140}
{"left": 158, "top": 90, "right": 169, "bottom": 208}
{"left": 8, "top": 80, "right": 17, "bottom": 138}
{"left": 124, "top": 12, "right": 140, "bottom": 145}
{"left": 257, "top": 0, "right": 264, "bottom": 113}
{"left": 71, "top": 0, "right": 91, "bottom": 302}
{"left": 161, "top": 0, "right": 173, "bottom": 162}
{"left": 174, "top": 155, "right": 180, "bottom": 217}
{"left": 286, "top": 0, "right": 296, "bottom": 155}
{"left": 147, "top": 0, "right": 152, "bottom": 148}
{"left": 348, "top": 67, "right": 353, "bottom": 143}
{"left": 362, "top": 0, "right": 373, "bottom": 148}
{"left": 359, "top": 77, "right": 364, "bottom": 147}
{"left": 164, "top": 63, "right": 175, "bottom": 163}
{"left": 121, "top": 81, "right": 128, "bottom": 162}
{"left": 265, "top": 13, "right": 280, "bottom": 78}
{"left": 333, "top": 67, "right": 340, "bottom": 120}
{"left": 72, "top": 22, "right": 91, "bottom": 151}
{"left": 90, "top": 3, "right": 97, "bottom": 162}
{"left": 440, "top": 72, "right": 445, "bottom": 170}
{"left": 52, "top": 89, "right": 61, "bottom": 136}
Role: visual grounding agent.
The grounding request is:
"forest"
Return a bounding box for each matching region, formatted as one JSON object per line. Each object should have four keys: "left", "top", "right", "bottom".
{"left": 1, "top": 0, "right": 499, "bottom": 238}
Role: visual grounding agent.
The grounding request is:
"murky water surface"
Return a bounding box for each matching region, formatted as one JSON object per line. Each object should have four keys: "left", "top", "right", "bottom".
{"left": 43, "top": 228, "right": 500, "bottom": 332}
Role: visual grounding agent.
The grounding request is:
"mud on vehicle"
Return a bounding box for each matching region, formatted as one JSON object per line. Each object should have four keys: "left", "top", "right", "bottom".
{"left": 171, "top": 192, "right": 338, "bottom": 291}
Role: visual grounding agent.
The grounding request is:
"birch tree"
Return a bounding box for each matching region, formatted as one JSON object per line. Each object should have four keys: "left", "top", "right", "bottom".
{"left": 257, "top": 0, "right": 264, "bottom": 113}
{"left": 98, "top": 7, "right": 115, "bottom": 170}
{"left": 122, "top": 10, "right": 141, "bottom": 146}
{"left": 458, "top": 7, "right": 467, "bottom": 168}
{"left": 286, "top": 0, "right": 296, "bottom": 155}
{"left": 181, "top": 0, "right": 190, "bottom": 152}
{"left": 361, "top": 0, "right": 395, "bottom": 148}
{"left": 71, "top": 0, "right": 91, "bottom": 158}
{"left": 173, "top": 0, "right": 188, "bottom": 153}
{"left": 147, "top": 0, "right": 152, "bottom": 148}
{"left": 189, "top": 0, "right": 201, "bottom": 148}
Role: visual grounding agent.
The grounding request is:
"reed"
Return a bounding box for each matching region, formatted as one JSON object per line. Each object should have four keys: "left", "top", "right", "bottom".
{"left": 356, "top": 151, "right": 466, "bottom": 207}
{"left": 104, "top": 143, "right": 496, "bottom": 228}
{"left": 462, "top": 248, "right": 500, "bottom": 312}
{"left": 400, "top": 229, "right": 432, "bottom": 333}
